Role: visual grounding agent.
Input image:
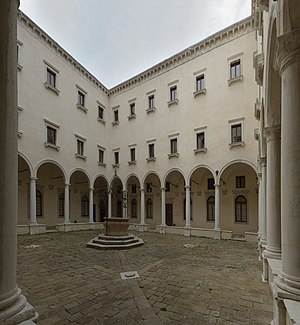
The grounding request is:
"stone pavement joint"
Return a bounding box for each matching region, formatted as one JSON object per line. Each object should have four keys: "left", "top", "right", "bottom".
{"left": 17, "top": 230, "right": 272, "bottom": 324}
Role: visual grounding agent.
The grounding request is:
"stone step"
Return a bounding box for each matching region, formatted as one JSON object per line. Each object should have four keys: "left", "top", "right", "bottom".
{"left": 97, "top": 234, "right": 135, "bottom": 241}
{"left": 92, "top": 237, "right": 140, "bottom": 246}
{"left": 87, "top": 237, "right": 144, "bottom": 250}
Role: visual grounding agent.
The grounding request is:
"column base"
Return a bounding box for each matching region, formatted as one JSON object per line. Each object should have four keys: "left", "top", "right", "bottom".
{"left": 184, "top": 226, "right": 191, "bottom": 237}
{"left": 275, "top": 273, "right": 300, "bottom": 298}
{"left": 258, "top": 239, "right": 266, "bottom": 261}
{"left": 157, "top": 225, "right": 166, "bottom": 234}
{"left": 89, "top": 222, "right": 96, "bottom": 230}
{"left": 137, "top": 223, "right": 148, "bottom": 232}
{"left": 29, "top": 223, "right": 46, "bottom": 235}
{"left": 0, "top": 289, "right": 38, "bottom": 324}
{"left": 263, "top": 247, "right": 282, "bottom": 260}
{"left": 213, "top": 228, "right": 221, "bottom": 240}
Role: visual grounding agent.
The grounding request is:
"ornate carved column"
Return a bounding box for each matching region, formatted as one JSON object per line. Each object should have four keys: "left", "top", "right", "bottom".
{"left": 0, "top": 0, "right": 37, "bottom": 322}
{"left": 275, "top": 29, "right": 300, "bottom": 297}
{"left": 184, "top": 186, "right": 191, "bottom": 236}
{"left": 214, "top": 183, "right": 221, "bottom": 239}
{"left": 64, "top": 183, "right": 70, "bottom": 224}
{"left": 263, "top": 126, "right": 281, "bottom": 263}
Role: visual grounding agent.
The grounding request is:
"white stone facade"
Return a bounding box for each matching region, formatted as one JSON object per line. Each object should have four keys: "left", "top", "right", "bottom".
{"left": 16, "top": 11, "right": 259, "bottom": 240}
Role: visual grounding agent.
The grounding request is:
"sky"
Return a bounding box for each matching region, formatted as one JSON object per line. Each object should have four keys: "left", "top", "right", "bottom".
{"left": 20, "top": 0, "right": 252, "bottom": 89}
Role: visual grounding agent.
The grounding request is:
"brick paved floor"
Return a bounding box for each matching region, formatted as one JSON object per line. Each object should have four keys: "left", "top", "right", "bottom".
{"left": 17, "top": 231, "right": 273, "bottom": 324}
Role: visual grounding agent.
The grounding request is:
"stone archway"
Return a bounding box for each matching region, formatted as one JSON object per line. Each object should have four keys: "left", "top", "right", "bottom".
{"left": 126, "top": 175, "right": 141, "bottom": 223}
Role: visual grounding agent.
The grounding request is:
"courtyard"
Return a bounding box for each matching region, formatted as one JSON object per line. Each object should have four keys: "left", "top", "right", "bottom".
{"left": 17, "top": 231, "right": 272, "bottom": 324}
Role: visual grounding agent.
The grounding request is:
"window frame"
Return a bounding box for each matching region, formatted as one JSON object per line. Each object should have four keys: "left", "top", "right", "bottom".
{"left": 146, "top": 139, "right": 156, "bottom": 162}
{"left": 236, "top": 176, "right": 246, "bottom": 189}
{"left": 167, "top": 81, "right": 179, "bottom": 106}
{"left": 228, "top": 117, "right": 245, "bottom": 148}
{"left": 207, "top": 196, "right": 215, "bottom": 221}
{"left": 235, "top": 195, "right": 248, "bottom": 223}
{"left": 76, "top": 84, "right": 88, "bottom": 112}
{"left": 168, "top": 133, "right": 179, "bottom": 158}
{"left": 43, "top": 59, "right": 60, "bottom": 95}
{"left": 36, "top": 189, "right": 43, "bottom": 217}
{"left": 75, "top": 134, "right": 87, "bottom": 160}
{"left": 44, "top": 119, "right": 60, "bottom": 151}
{"left": 58, "top": 192, "right": 64, "bottom": 217}
{"left": 81, "top": 195, "right": 89, "bottom": 217}
{"left": 228, "top": 53, "right": 243, "bottom": 85}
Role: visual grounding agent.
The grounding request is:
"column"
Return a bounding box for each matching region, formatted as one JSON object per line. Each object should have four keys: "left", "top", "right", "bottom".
{"left": 30, "top": 177, "right": 37, "bottom": 224}
{"left": 260, "top": 159, "right": 267, "bottom": 246}
{"left": 108, "top": 188, "right": 112, "bottom": 219}
{"left": 185, "top": 186, "right": 191, "bottom": 228}
{"left": 64, "top": 183, "right": 70, "bottom": 224}
{"left": 161, "top": 187, "right": 166, "bottom": 226}
{"left": 140, "top": 188, "right": 145, "bottom": 225}
{"left": 214, "top": 184, "right": 220, "bottom": 231}
{"left": 89, "top": 188, "right": 94, "bottom": 223}
{"left": 257, "top": 172, "right": 262, "bottom": 240}
{"left": 276, "top": 30, "right": 300, "bottom": 296}
{"left": 263, "top": 126, "right": 281, "bottom": 260}
{"left": 0, "top": 0, "right": 37, "bottom": 322}
{"left": 122, "top": 190, "right": 127, "bottom": 219}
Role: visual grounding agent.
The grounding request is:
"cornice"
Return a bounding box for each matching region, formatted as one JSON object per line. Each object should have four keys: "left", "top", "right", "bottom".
{"left": 109, "top": 16, "right": 254, "bottom": 97}
{"left": 17, "top": 10, "right": 109, "bottom": 95}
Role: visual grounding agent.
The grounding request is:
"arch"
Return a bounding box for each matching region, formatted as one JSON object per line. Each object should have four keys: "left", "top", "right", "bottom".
{"left": 218, "top": 159, "right": 257, "bottom": 181}
{"left": 125, "top": 173, "right": 141, "bottom": 188}
{"left": 109, "top": 175, "right": 123, "bottom": 189}
{"left": 92, "top": 173, "right": 109, "bottom": 188}
{"left": 68, "top": 167, "right": 91, "bottom": 187}
{"left": 18, "top": 151, "right": 34, "bottom": 177}
{"left": 35, "top": 158, "right": 67, "bottom": 182}
{"left": 142, "top": 170, "right": 162, "bottom": 186}
{"left": 163, "top": 168, "right": 186, "bottom": 186}
{"left": 187, "top": 164, "right": 215, "bottom": 184}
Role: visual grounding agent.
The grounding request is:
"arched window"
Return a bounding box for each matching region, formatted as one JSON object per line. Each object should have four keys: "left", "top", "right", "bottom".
{"left": 146, "top": 198, "right": 153, "bottom": 219}
{"left": 36, "top": 190, "right": 43, "bottom": 216}
{"left": 235, "top": 195, "right": 247, "bottom": 222}
{"left": 81, "top": 195, "right": 89, "bottom": 216}
{"left": 58, "top": 193, "right": 64, "bottom": 217}
{"left": 183, "top": 198, "right": 193, "bottom": 220}
{"left": 207, "top": 196, "right": 215, "bottom": 221}
{"left": 131, "top": 199, "right": 137, "bottom": 218}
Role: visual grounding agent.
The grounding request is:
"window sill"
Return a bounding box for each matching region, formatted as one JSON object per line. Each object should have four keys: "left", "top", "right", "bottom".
{"left": 193, "top": 89, "right": 207, "bottom": 98}
{"left": 229, "top": 141, "right": 245, "bottom": 149}
{"left": 98, "top": 162, "right": 106, "bottom": 167}
{"left": 44, "top": 82, "right": 60, "bottom": 95}
{"left": 168, "top": 153, "right": 179, "bottom": 159}
{"left": 97, "top": 117, "right": 106, "bottom": 125}
{"left": 228, "top": 75, "right": 243, "bottom": 86}
{"left": 112, "top": 121, "right": 119, "bottom": 126}
{"left": 167, "top": 99, "right": 179, "bottom": 107}
{"left": 44, "top": 142, "right": 60, "bottom": 151}
{"left": 75, "top": 153, "right": 87, "bottom": 160}
{"left": 76, "top": 104, "right": 88, "bottom": 113}
{"left": 146, "top": 157, "right": 156, "bottom": 162}
{"left": 128, "top": 161, "right": 137, "bottom": 165}
{"left": 127, "top": 114, "right": 136, "bottom": 120}
{"left": 17, "top": 131, "right": 23, "bottom": 138}
{"left": 112, "top": 163, "right": 120, "bottom": 168}
{"left": 194, "top": 148, "right": 207, "bottom": 154}
{"left": 146, "top": 107, "right": 156, "bottom": 114}
{"left": 17, "top": 63, "right": 23, "bottom": 71}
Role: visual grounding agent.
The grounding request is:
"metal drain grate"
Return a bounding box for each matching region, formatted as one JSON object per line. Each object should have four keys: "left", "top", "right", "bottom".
{"left": 120, "top": 271, "right": 140, "bottom": 280}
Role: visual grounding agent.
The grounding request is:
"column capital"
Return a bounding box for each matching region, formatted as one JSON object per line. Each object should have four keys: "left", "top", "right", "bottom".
{"left": 64, "top": 183, "right": 71, "bottom": 187}
{"left": 161, "top": 187, "right": 166, "bottom": 191}
{"left": 30, "top": 177, "right": 38, "bottom": 181}
{"left": 140, "top": 188, "right": 144, "bottom": 193}
{"left": 264, "top": 125, "right": 281, "bottom": 142}
{"left": 89, "top": 187, "right": 94, "bottom": 191}
{"left": 214, "top": 183, "right": 220, "bottom": 188}
{"left": 277, "top": 29, "right": 300, "bottom": 75}
{"left": 122, "top": 189, "right": 128, "bottom": 194}
{"left": 184, "top": 186, "right": 191, "bottom": 190}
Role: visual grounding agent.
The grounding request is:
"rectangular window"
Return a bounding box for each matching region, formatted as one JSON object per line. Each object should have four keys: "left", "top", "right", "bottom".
{"left": 114, "top": 152, "right": 119, "bottom": 164}
{"left": 196, "top": 75, "right": 205, "bottom": 92}
{"left": 170, "top": 86, "right": 177, "bottom": 101}
{"left": 148, "top": 95, "right": 154, "bottom": 109}
{"left": 98, "top": 106, "right": 104, "bottom": 119}
{"left": 47, "top": 126, "right": 56, "bottom": 145}
{"left": 236, "top": 176, "right": 246, "bottom": 188}
{"left": 231, "top": 123, "right": 242, "bottom": 143}
{"left": 196, "top": 132, "right": 205, "bottom": 149}
{"left": 170, "top": 138, "right": 177, "bottom": 154}
{"left": 148, "top": 143, "right": 155, "bottom": 158}
{"left": 130, "top": 148, "right": 136, "bottom": 162}
{"left": 47, "top": 68, "right": 56, "bottom": 88}
{"left": 77, "top": 139, "right": 84, "bottom": 156}
{"left": 114, "top": 110, "right": 119, "bottom": 122}
{"left": 98, "top": 149, "right": 104, "bottom": 163}
{"left": 230, "top": 60, "right": 241, "bottom": 79}
{"left": 208, "top": 178, "right": 215, "bottom": 190}
{"left": 78, "top": 91, "right": 85, "bottom": 106}
{"left": 130, "top": 103, "right": 135, "bottom": 116}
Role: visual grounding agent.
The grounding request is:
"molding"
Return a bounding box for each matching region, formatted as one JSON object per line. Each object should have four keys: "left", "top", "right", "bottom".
{"left": 97, "top": 117, "right": 106, "bottom": 125}
{"left": 168, "top": 79, "right": 179, "bottom": 86}
{"left": 74, "top": 133, "right": 86, "bottom": 141}
{"left": 146, "top": 107, "right": 156, "bottom": 114}
{"left": 194, "top": 126, "right": 207, "bottom": 132}
{"left": 127, "top": 114, "right": 136, "bottom": 120}
{"left": 97, "top": 144, "right": 106, "bottom": 150}
{"left": 44, "top": 142, "right": 60, "bottom": 151}
{"left": 193, "top": 89, "right": 207, "bottom": 97}
{"left": 146, "top": 157, "right": 156, "bottom": 162}
{"left": 228, "top": 117, "right": 245, "bottom": 124}
{"left": 168, "top": 153, "right": 179, "bottom": 159}
{"left": 75, "top": 153, "right": 87, "bottom": 160}
{"left": 168, "top": 99, "right": 179, "bottom": 107}
{"left": 44, "top": 118, "right": 60, "bottom": 128}
{"left": 229, "top": 141, "right": 245, "bottom": 149}
{"left": 76, "top": 104, "right": 88, "bottom": 113}
{"left": 168, "top": 132, "right": 179, "bottom": 138}
{"left": 44, "top": 82, "right": 60, "bottom": 95}
{"left": 146, "top": 89, "right": 156, "bottom": 95}
{"left": 43, "top": 59, "right": 59, "bottom": 73}
{"left": 194, "top": 148, "right": 207, "bottom": 154}
{"left": 228, "top": 75, "right": 244, "bottom": 85}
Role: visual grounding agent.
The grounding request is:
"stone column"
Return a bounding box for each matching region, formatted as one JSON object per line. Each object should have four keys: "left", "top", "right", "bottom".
{"left": 184, "top": 186, "right": 191, "bottom": 236}
{"left": 160, "top": 187, "right": 166, "bottom": 232}
{"left": 0, "top": 0, "right": 37, "bottom": 322}
{"left": 260, "top": 158, "right": 267, "bottom": 246}
{"left": 214, "top": 183, "right": 221, "bottom": 239}
{"left": 64, "top": 183, "right": 70, "bottom": 224}
{"left": 122, "top": 190, "right": 127, "bottom": 219}
{"left": 263, "top": 126, "right": 281, "bottom": 261}
{"left": 108, "top": 188, "right": 112, "bottom": 219}
{"left": 275, "top": 30, "right": 300, "bottom": 297}
{"left": 30, "top": 177, "right": 37, "bottom": 224}
{"left": 140, "top": 188, "right": 145, "bottom": 225}
{"left": 89, "top": 188, "right": 94, "bottom": 223}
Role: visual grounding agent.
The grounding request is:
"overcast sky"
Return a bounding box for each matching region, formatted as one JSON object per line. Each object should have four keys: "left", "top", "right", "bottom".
{"left": 20, "top": 0, "right": 251, "bottom": 89}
